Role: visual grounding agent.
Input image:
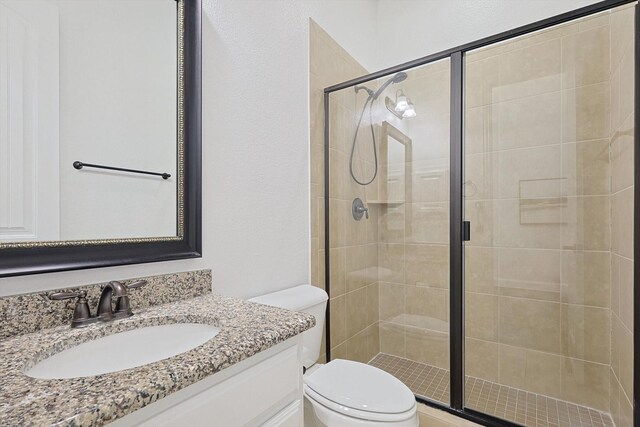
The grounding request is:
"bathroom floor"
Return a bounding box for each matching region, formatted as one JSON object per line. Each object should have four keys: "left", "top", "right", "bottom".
{"left": 370, "top": 353, "right": 614, "bottom": 427}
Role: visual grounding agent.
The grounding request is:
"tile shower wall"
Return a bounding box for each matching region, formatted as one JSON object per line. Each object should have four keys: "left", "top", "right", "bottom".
{"left": 464, "top": 8, "right": 634, "bottom": 416}
{"left": 377, "top": 60, "right": 451, "bottom": 376}
{"left": 309, "top": 20, "right": 380, "bottom": 364}
{"left": 609, "top": 5, "right": 635, "bottom": 427}
{"left": 317, "top": 7, "right": 634, "bottom": 422}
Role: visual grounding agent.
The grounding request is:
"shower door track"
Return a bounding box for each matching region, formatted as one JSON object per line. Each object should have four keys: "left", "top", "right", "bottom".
{"left": 323, "top": 0, "right": 640, "bottom": 426}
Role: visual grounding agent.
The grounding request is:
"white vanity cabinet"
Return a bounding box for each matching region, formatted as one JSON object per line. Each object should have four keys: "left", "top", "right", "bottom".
{"left": 110, "top": 337, "right": 304, "bottom": 427}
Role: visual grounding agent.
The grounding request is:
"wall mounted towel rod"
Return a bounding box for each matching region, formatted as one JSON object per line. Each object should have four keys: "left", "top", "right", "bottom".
{"left": 73, "top": 161, "right": 171, "bottom": 180}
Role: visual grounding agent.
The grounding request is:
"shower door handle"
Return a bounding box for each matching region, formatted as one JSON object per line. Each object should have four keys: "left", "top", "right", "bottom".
{"left": 462, "top": 221, "right": 471, "bottom": 241}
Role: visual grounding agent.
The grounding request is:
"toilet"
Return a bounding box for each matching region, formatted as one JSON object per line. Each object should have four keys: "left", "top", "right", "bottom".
{"left": 249, "top": 285, "right": 418, "bottom": 427}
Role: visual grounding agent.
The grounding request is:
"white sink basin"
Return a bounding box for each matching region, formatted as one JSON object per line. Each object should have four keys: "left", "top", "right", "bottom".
{"left": 25, "top": 323, "right": 220, "bottom": 379}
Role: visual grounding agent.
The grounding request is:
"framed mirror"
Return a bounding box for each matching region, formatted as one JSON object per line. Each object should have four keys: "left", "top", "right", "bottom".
{"left": 0, "top": 0, "right": 202, "bottom": 277}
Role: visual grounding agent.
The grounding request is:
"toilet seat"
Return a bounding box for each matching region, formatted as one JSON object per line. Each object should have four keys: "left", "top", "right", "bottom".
{"left": 303, "top": 359, "right": 417, "bottom": 422}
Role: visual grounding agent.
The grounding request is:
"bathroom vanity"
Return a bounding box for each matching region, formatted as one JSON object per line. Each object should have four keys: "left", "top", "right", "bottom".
{"left": 0, "top": 272, "right": 314, "bottom": 426}
{"left": 112, "top": 339, "right": 303, "bottom": 427}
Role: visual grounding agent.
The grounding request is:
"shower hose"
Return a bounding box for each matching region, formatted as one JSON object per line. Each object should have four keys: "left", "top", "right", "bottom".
{"left": 349, "top": 93, "right": 378, "bottom": 186}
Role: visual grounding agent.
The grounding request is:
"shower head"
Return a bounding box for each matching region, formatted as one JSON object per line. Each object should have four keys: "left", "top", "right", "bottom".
{"left": 392, "top": 71, "right": 408, "bottom": 83}
{"left": 372, "top": 72, "right": 407, "bottom": 100}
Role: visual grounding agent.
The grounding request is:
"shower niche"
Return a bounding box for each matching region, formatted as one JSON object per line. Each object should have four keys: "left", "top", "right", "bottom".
{"left": 321, "top": 2, "right": 637, "bottom": 427}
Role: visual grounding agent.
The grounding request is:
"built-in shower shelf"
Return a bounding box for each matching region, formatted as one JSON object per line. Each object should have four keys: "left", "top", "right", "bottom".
{"left": 366, "top": 200, "right": 405, "bottom": 205}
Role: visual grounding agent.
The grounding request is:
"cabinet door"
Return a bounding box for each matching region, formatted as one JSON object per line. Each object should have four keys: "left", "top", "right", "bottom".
{"left": 0, "top": 0, "right": 59, "bottom": 242}
{"left": 135, "top": 344, "right": 301, "bottom": 427}
{"left": 261, "top": 401, "right": 302, "bottom": 427}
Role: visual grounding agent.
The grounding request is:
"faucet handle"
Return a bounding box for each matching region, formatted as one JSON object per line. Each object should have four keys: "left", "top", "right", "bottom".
{"left": 113, "top": 280, "right": 147, "bottom": 318}
{"left": 49, "top": 290, "right": 86, "bottom": 300}
{"left": 126, "top": 279, "right": 147, "bottom": 290}
{"left": 48, "top": 290, "right": 97, "bottom": 328}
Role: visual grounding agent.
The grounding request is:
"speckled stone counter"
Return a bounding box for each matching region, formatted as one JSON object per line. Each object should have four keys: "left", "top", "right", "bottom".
{"left": 0, "top": 293, "right": 315, "bottom": 426}
{"left": 0, "top": 270, "right": 213, "bottom": 340}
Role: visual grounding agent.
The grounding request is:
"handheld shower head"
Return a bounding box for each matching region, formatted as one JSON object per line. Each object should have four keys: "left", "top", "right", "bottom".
{"left": 348, "top": 71, "right": 409, "bottom": 187}
{"left": 392, "top": 71, "right": 408, "bottom": 83}
{"left": 372, "top": 72, "right": 407, "bottom": 100}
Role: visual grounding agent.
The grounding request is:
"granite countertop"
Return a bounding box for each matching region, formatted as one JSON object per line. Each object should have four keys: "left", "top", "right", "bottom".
{"left": 0, "top": 293, "right": 315, "bottom": 426}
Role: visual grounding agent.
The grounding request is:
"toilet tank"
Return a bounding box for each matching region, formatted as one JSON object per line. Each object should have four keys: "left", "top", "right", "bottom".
{"left": 248, "top": 285, "right": 327, "bottom": 369}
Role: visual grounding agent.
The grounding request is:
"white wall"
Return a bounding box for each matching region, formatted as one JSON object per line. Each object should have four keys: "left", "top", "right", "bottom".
{"left": 0, "top": 0, "right": 605, "bottom": 298}
{"left": 199, "top": 0, "right": 378, "bottom": 299}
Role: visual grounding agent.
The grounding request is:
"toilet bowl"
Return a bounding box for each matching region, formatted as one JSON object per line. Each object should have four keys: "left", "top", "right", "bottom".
{"left": 249, "top": 285, "right": 418, "bottom": 427}
{"left": 303, "top": 359, "right": 418, "bottom": 426}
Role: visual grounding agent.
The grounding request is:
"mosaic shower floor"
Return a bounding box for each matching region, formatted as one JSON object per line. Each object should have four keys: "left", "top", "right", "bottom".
{"left": 369, "top": 353, "right": 614, "bottom": 427}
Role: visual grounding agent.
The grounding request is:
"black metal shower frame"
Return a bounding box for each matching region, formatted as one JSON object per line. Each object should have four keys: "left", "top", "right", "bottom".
{"left": 322, "top": 1, "right": 640, "bottom": 425}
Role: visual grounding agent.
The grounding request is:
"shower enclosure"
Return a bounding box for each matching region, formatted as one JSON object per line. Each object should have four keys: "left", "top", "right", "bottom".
{"left": 322, "top": 2, "right": 637, "bottom": 426}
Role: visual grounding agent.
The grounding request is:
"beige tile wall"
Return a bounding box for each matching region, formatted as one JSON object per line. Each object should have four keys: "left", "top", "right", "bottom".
{"left": 464, "top": 10, "right": 622, "bottom": 413}
{"left": 609, "top": 5, "right": 635, "bottom": 427}
{"left": 309, "top": 20, "right": 380, "bottom": 364}
{"left": 377, "top": 60, "right": 452, "bottom": 380}
{"left": 312, "top": 22, "right": 452, "bottom": 368}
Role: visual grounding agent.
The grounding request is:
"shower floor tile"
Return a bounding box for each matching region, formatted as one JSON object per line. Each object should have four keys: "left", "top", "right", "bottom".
{"left": 369, "top": 353, "right": 614, "bottom": 427}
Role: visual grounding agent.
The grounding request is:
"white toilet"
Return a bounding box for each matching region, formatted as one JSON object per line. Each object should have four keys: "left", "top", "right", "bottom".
{"left": 249, "top": 285, "right": 418, "bottom": 427}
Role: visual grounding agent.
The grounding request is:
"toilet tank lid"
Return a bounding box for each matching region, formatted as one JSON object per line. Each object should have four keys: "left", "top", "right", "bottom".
{"left": 248, "top": 285, "right": 328, "bottom": 311}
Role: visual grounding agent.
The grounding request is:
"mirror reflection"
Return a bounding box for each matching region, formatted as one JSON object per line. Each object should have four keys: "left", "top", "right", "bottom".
{"left": 0, "top": 0, "right": 178, "bottom": 244}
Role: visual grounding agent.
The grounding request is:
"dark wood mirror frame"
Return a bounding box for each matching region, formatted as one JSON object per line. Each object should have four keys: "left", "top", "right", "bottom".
{"left": 0, "top": 0, "right": 202, "bottom": 278}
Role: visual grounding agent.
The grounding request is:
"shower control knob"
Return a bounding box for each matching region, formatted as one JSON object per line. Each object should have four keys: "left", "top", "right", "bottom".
{"left": 352, "top": 198, "right": 369, "bottom": 221}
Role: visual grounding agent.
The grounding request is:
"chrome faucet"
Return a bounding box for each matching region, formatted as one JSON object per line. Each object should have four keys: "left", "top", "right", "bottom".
{"left": 49, "top": 279, "right": 147, "bottom": 328}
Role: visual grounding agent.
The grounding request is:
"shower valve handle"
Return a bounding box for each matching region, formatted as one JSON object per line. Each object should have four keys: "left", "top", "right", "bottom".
{"left": 352, "top": 198, "right": 369, "bottom": 220}
{"left": 360, "top": 206, "right": 369, "bottom": 219}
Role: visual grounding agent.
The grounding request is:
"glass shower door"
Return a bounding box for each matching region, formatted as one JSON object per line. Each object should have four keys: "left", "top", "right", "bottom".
{"left": 463, "top": 5, "right": 634, "bottom": 426}
{"left": 326, "top": 58, "right": 452, "bottom": 406}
